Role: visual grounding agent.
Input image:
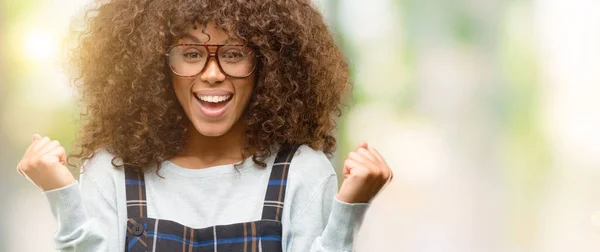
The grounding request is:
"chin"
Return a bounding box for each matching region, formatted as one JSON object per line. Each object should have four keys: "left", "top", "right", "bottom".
{"left": 191, "top": 120, "right": 233, "bottom": 137}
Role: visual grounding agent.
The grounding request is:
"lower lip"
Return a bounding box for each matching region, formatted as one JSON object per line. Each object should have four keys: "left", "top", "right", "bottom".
{"left": 193, "top": 95, "right": 233, "bottom": 119}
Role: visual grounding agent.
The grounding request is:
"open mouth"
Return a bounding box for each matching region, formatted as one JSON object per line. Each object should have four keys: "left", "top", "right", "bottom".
{"left": 194, "top": 94, "right": 233, "bottom": 107}
{"left": 193, "top": 93, "right": 234, "bottom": 118}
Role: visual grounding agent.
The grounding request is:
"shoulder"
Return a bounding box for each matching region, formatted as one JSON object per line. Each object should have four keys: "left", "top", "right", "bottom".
{"left": 83, "top": 148, "right": 118, "bottom": 169}
{"left": 79, "top": 148, "right": 124, "bottom": 192}
{"left": 82, "top": 148, "right": 122, "bottom": 173}
{"left": 281, "top": 145, "right": 339, "bottom": 227}
{"left": 286, "top": 144, "right": 337, "bottom": 192}
{"left": 289, "top": 144, "right": 336, "bottom": 178}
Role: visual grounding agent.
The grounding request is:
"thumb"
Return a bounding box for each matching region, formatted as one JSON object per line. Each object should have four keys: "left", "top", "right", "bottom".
{"left": 32, "top": 134, "right": 42, "bottom": 142}
{"left": 356, "top": 141, "right": 368, "bottom": 151}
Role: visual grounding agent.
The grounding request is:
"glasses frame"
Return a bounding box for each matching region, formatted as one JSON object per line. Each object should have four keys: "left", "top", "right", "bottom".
{"left": 165, "top": 43, "right": 258, "bottom": 78}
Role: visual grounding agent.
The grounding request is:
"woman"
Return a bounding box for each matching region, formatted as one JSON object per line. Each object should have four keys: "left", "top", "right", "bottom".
{"left": 17, "top": 0, "right": 393, "bottom": 251}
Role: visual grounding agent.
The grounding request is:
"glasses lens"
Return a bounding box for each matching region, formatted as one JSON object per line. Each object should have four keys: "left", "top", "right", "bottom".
{"left": 168, "top": 45, "right": 208, "bottom": 77}
{"left": 168, "top": 45, "right": 257, "bottom": 77}
{"left": 218, "top": 46, "right": 256, "bottom": 77}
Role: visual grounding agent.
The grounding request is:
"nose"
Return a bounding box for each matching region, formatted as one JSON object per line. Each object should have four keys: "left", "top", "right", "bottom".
{"left": 199, "top": 57, "right": 226, "bottom": 84}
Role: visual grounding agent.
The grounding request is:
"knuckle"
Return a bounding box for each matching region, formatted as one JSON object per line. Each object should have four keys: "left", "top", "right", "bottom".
{"left": 344, "top": 158, "right": 355, "bottom": 165}
{"left": 23, "top": 163, "right": 35, "bottom": 171}
{"left": 370, "top": 171, "right": 382, "bottom": 180}
{"left": 20, "top": 162, "right": 30, "bottom": 171}
{"left": 386, "top": 175, "right": 393, "bottom": 182}
{"left": 379, "top": 172, "right": 388, "bottom": 180}
{"left": 29, "top": 156, "right": 40, "bottom": 166}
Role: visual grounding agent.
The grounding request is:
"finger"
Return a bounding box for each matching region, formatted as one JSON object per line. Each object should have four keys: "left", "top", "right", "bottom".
{"left": 24, "top": 134, "right": 44, "bottom": 154}
{"left": 369, "top": 148, "right": 393, "bottom": 181}
{"left": 348, "top": 152, "right": 375, "bottom": 170}
{"left": 31, "top": 136, "right": 51, "bottom": 153}
{"left": 370, "top": 148, "right": 393, "bottom": 181}
{"left": 357, "top": 147, "right": 379, "bottom": 164}
{"left": 347, "top": 152, "right": 381, "bottom": 177}
{"left": 345, "top": 158, "right": 381, "bottom": 199}
{"left": 32, "top": 134, "right": 42, "bottom": 141}
{"left": 40, "top": 153, "right": 61, "bottom": 166}
{"left": 343, "top": 165, "right": 350, "bottom": 179}
{"left": 378, "top": 168, "right": 394, "bottom": 194}
{"left": 355, "top": 149, "right": 393, "bottom": 186}
{"left": 16, "top": 162, "right": 25, "bottom": 177}
{"left": 344, "top": 158, "right": 371, "bottom": 177}
{"left": 38, "top": 140, "right": 61, "bottom": 155}
{"left": 356, "top": 142, "right": 368, "bottom": 152}
{"left": 58, "top": 145, "right": 67, "bottom": 165}
{"left": 342, "top": 156, "right": 353, "bottom": 179}
{"left": 43, "top": 147, "right": 66, "bottom": 165}
{"left": 59, "top": 148, "right": 67, "bottom": 165}
{"left": 369, "top": 147, "right": 386, "bottom": 164}
{"left": 379, "top": 165, "right": 392, "bottom": 183}
{"left": 342, "top": 160, "right": 350, "bottom": 179}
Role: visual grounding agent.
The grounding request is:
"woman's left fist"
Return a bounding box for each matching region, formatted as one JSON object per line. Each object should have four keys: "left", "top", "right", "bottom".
{"left": 337, "top": 142, "right": 393, "bottom": 203}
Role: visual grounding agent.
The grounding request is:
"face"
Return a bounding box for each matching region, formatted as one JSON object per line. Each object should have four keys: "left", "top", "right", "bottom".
{"left": 170, "top": 22, "right": 256, "bottom": 137}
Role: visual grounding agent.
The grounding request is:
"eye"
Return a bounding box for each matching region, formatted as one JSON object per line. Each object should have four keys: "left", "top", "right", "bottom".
{"left": 220, "top": 48, "right": 247, "bottom": 62}
{"left": 181, "top": 48, "right": 205, "bottom": 62}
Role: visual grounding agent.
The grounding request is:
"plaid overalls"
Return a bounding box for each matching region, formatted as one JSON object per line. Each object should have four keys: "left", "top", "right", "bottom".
{"left": 124, "top": 145, "right": 299, "bottom": 252}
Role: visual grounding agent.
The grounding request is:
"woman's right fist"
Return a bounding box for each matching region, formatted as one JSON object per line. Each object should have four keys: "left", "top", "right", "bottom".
{"left": 17, "top": 134, "right": 74, "bottom": 191}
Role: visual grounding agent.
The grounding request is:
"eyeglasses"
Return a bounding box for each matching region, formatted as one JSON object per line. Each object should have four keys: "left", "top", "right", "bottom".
{"left": 166, "top": 44, "right": 257, "bottom": 78}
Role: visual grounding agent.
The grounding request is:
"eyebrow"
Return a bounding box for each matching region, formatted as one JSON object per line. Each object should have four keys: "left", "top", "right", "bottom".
{"left": 180, "top": 33, "right": 239, "bottom": 45}
{"left": 181, "top": 34, "right": 204, "bottom": 43}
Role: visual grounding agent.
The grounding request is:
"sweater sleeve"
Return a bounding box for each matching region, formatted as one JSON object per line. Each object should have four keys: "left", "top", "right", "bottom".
{"left": 285, "top": 174, "right": 370, "bottom": 252}
{"left": 42, "top": 162, "right": 120, "bottom": 251}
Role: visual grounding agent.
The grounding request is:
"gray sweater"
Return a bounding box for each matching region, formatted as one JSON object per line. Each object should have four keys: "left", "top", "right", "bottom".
{"left": 43, "top": 145, "right": 369, "bottom": 251}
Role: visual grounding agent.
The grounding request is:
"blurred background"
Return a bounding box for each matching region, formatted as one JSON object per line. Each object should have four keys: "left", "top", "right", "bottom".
{"left": 1, "top": 0, "right": 600, "bottom": 251}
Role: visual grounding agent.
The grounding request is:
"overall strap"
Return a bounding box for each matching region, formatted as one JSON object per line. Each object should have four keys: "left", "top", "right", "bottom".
{"left": 261, "top": 145, "right": 300, "bottom": 221}
{"left": 124, "top": 165, "right": 148, "bottom": 219}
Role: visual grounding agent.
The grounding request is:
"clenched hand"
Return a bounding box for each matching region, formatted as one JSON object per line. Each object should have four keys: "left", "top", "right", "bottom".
{"left": 17, "top": 134, "right": 74, "bottom": 191}
{"left": 337, "top": 142, "right": 393, "bottom": 204}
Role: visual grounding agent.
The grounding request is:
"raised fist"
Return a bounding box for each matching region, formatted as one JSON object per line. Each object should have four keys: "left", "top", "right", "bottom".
{"left": 337, "top": 142, "right": 393, "bottom": 204}
{"left": 17, "top": 134, "right": 74, "bottom": 191}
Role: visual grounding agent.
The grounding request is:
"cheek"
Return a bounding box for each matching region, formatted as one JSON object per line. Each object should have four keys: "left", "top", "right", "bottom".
{"left": 236, "top": 76, "right": 255, "bottom": 101}
{"left": 172, "top": 78, "right": 190, "bottom": 104}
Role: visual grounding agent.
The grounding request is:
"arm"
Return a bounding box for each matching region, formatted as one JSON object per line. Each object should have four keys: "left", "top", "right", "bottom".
{"left": 43, "top": 176, "right": 118, "bottom": 251}
{"left": 284, "top": 143, "right": 392, "bottom": 252}
{"left": 17, "top": 134, "right": 120, "bottom": 251}
{"left": 285, "top": 174, "right": 369, "bottom": 252}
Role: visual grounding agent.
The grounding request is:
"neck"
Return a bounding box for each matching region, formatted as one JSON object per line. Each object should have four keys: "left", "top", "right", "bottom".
{"left": 172, "top": 120, "right": 248, "bottom": 169}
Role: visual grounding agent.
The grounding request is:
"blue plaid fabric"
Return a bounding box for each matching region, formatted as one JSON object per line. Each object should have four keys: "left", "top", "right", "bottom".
{"left": 124, "top": 145, "right": 299, "bottom": 252}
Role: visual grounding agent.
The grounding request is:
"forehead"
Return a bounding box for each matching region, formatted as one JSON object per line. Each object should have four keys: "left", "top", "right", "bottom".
{"left": 177, "top": 22, "right": 241, "bottom": 44}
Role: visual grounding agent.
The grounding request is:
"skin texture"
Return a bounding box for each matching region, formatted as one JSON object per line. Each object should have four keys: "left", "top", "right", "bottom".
{"left": 338, "top": 142, "right": 394, "bottom": 203}
{"left": 16, "top": 0, "right": 393, "bottom": 203}
{"left": 169, "top": 23, "right": 257, "bottom": 168}
{"left": 17, "top": 134, "right": 72, "bottom": 191}
{"left": 172, "top": 23, "right": 255, "bottom": 139}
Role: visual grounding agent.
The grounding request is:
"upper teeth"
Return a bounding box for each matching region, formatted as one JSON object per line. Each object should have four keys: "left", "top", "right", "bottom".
{"left": 197, "top": 95, "right": 231, "bottom": 103}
